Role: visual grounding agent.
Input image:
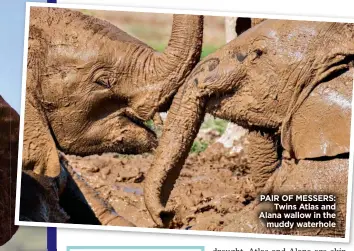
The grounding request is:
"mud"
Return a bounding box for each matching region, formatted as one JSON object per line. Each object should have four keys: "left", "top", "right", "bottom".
{"left": 64, "top": 133, "right": 255, "bottom": 230}
{"left": 22, "top": 7, "right": 204, "bottom": 225}
{"left": 142, "top": 18, "right": 353, "bottom": 230}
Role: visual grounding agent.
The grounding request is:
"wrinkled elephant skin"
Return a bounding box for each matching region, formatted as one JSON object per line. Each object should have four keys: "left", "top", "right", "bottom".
{"left": 223, "top": 158, "right": 348, "bottom": 237}
{"left": 20, "top": 154, "right": 135, "bottom": 226}
{"left": 145, "top": 19, "right": 353, "bottom": 238}
{"left": 21, "top": 7, "right": 204, "bottom": 225}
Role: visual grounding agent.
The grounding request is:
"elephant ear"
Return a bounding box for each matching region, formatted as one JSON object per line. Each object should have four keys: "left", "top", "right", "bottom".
{"left": 22, "top": 96, "right": 60, "bottom": 178}
{"left": 281, "top": 69, "right": 352, "bottom": 159}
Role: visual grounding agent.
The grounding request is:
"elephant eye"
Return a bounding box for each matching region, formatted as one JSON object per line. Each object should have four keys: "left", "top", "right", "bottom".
{"left": 254, "top": 49, "right": 263, "bottom": 57}
{"left": 248, "top": 48, "right": 264, "bottom": 62}
{"left": 95, "top": 78, "right": 111, "bottom": 88}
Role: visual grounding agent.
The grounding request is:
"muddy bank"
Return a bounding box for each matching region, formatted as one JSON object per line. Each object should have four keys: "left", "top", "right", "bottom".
{"left": 65, "top": 132, "right": 256, "bottom": 231}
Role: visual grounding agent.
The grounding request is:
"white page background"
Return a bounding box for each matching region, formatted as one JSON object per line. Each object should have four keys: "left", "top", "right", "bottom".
{"left": 51, "top": 0, "right": 354, "bottom": 250}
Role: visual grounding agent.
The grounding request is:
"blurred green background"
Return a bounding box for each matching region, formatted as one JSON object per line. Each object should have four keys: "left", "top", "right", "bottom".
{"left": 80, "top": 9, "right": 226, "bottom": 58}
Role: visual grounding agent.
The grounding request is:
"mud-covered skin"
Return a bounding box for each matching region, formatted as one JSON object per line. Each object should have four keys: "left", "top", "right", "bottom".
{"left": 0, "top": 96, "right": 19, "bottom": 246}
{"left": 223, "top": 158, "right": 348, "bottom": 237}
{"left": 145, "top": 19, "right": 353, "bottom": 237}
{"left": 63, "top": 145, "right": 255, "bottom": 229}
{"left": 58, "top": 153, "right": 135, "bottom": 226}
{"left": 24, "top": 7, "right": 203, "bottom": 174}
{"left": 245, "top": 131, "right": 280, "bottom": 191}
{"left": 20, "top": 154, "right": 135, "bottom": 227}
{"left": 22, "top": 7, "right": 203, "bottom": 224}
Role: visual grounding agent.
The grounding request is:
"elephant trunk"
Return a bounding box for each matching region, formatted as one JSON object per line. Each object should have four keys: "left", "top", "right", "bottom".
{"left": 154, "top": 15, "right": 204, "bottom": 108}
{"left": 144, "top": 80, "right": 207, "bottom": 227}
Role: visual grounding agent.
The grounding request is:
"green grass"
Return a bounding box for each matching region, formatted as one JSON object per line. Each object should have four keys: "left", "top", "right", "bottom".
{"left": 201, "top": 45, "right": 220, "bottom": 58}
{"left": 201, "top": 117, "right": 228, "bottom": 134}
{"left": 190, "top": 117, "right": 229, "bottom": 154}
{"left": 189, "top": 117, "right": 228, "bottom": 153}
{"left": 80, "top": 9, "right": 95, "bottom": 16}
{"left": 190, "top": 140, "right": 209, "bottom": 153}
{"left": 144, "top": 119, "right": 155, "bottom": 131}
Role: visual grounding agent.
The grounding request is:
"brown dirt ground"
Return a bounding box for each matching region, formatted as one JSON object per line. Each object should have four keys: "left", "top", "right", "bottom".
{"left": 65, "top": 128, "right": 256, "bottom": 231}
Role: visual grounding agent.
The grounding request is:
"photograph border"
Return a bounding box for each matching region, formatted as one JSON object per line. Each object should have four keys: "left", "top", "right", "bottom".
{"left": 15, "top": 1, "right": 354, "bottom": 243}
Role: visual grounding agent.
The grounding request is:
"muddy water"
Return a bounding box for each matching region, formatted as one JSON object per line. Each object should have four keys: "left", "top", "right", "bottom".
{"left": 65, "top": 142, "right": 255, "bottom": 230}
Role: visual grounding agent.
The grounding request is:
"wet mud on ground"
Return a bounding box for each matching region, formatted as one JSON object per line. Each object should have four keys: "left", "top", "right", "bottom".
{"left": 65, "top": 128, "right": 257, "bottom": 231}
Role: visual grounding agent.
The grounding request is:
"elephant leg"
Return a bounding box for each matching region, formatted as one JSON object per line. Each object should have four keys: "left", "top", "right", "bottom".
{"left": 208, "top": 104, "right": 281, "bottom": 196}
{"left": 59, "top": 153, "right": 135, "bottom": 227}
{"left": 223, "top": 158, "right": 348, "bottom": 237}
{"left": 270, "top": 158, "right": 347, "bottom": 237}
{"left": 245, "top": 130, "right": 280, "bottom": 192}
{"left": 20, "top": 170, "right": 70, "bottom": 223}
{"left": 58, "top": 165, "right": 101, "bottom": 225}
{"left": 219, "top": 131, "right": 280, "bottom": 234}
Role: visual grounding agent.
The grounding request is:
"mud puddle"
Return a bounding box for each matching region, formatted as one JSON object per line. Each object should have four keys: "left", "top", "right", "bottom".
{"left": 65, "top": 128, "right": 256, "bottom": 231}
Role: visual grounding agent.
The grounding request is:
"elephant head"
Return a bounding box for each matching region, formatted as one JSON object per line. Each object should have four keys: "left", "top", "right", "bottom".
{"left": 21, "top": 7, "right": 203, "bottom": 224}
{"left": 0, "top": 96, "right": 19, "bottom": 246}
{"left": 144, "top": 19, "right": 354, "bottom": 227}
{"left": 23, "top": 7, "right": 203, "bottom": 178}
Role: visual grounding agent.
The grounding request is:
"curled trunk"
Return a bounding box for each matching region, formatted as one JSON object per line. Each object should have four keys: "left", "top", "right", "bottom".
{"left": 144, "top": 81, "right": 206, "bottom": 227}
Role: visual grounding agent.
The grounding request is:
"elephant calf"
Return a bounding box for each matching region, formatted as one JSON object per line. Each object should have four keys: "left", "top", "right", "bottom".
{"left": 144, "top": 19, "right": 353, "bottom": 238}
{"left": 0, "top": 97, "right": 132, "bottom": 229}
{"left": 20, "top": 7, "right": 204, "bottom": 225}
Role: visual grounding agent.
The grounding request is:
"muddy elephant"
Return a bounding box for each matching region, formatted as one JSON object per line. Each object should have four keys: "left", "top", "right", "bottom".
{"left": 144, "top": 19, "right": 353, "bottom": 237}
{"left": 0, "top": 96, "right": 20, "bottom": 246}
{"left": 21, "top": 7, "right": 203, "bottom": 225}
